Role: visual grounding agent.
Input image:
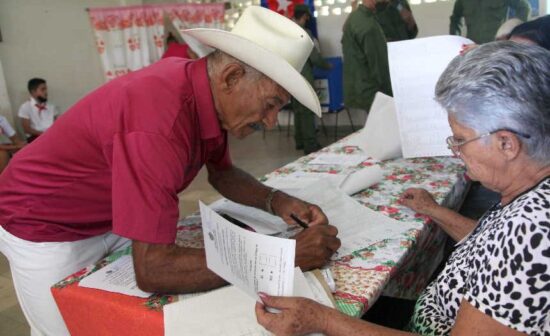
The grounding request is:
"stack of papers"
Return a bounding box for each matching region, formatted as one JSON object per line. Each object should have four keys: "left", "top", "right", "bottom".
{"left": 289, "top": 180, "right": 422, "bottom": 257}
{"left": 264, "top": 165, "right": 384, "bottom": 197}
{"left": 308, "top": 152, "right": 369, "bottom": 166}
{"left": 164, "top": 268, "right": 334, "bottom": 336}
{"left": 164, "top": 202, "right": 334, "bottom": 336}
{"left": 79, "top": 255, "right": 152, "bottom": 298}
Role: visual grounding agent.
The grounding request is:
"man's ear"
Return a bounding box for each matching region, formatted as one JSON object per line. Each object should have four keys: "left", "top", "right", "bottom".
{"left": 219, "top": 63, "right": 246, "bottom": 92}
{"left": 495, "top": 131, "right": 522, "bottom": 161}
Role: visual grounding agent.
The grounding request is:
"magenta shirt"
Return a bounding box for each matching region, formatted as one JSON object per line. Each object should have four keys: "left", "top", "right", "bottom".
{"left": 0, "top": 58, "right": 231, "bottom": 244}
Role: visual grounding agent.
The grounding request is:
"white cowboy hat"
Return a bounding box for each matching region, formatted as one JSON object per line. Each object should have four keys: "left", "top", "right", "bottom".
{"left": 181, "top": 6, "right": 322, "bottom": 117}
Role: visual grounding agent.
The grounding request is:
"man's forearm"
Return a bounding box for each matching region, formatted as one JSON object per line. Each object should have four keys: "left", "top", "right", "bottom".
{"left": 426, "top": 206, "right": 477, "bottom": 242}
{"left": 208, "top": 165, "right": 273, "bottom": 212}
{"left": 21, "top": 119, "right": 42, "bottom": 136}
{"left": 132, "top": 241, "right": 226, "bottom": 294}
{"left": 0, "top": 144, "right": 18, "bottom": 151}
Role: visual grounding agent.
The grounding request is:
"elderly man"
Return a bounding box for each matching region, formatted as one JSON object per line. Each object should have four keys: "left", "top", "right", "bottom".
{"left": 256, "top": 42, "right": 550, "bottom": 335}
{"left": 342, "top": 0, "right": 393, "bottom": 114}
{"left": 450, "top": 0, "right": 530, "bottom": 44}
{"left": 0, "top": 7, "right": 340, "bottom": 335}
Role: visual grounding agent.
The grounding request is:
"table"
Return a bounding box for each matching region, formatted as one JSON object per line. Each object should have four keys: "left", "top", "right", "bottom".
{"left": 51, "top": 134, "right": 466, "bottom": 336}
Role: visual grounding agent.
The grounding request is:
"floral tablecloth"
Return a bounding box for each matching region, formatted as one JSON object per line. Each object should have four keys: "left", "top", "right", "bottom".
{"left": 52, "top": 133, "right": 466, "bottom": 335}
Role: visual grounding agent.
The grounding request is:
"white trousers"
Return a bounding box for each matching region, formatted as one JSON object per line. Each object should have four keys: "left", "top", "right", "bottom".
{"left": 0, "top": 226, "right": 130, "bottom": 336}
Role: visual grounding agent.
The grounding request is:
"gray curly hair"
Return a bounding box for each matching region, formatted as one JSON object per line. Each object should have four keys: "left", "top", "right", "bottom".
{"left": 435, "top": 41, "right": 550, "bottom": 164}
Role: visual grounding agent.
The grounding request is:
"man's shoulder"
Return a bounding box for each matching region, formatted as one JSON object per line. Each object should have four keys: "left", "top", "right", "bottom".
{"left": 18, "top": 100, "right": 32, "bottom": 115}
{"left": 18, "top": 100, "right": 31, "bottom": 109}
{"left": 348, "top": 9, "right": 378, "bottom": 32}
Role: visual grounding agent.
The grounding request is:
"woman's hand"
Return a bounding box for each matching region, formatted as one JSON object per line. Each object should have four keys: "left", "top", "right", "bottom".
{"left": 399, "top": 188, "right": 439, "bottom": 216}
{"left": 255, "top": 293, "right": 329, "bottom": 336}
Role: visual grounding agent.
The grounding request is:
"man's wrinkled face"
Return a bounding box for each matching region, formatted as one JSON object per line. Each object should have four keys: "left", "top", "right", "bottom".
{"left": 218, "top": 73, "right": 290, "bottom": 139}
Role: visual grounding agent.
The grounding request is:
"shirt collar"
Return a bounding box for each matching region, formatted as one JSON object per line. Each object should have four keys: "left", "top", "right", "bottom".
{"left": 30, "top": 97, "right": 46, "bottom": 107}
{"left": 189, "top": 58, "right": 222, "bottom": 140}
{"left": 358, "top": 4, "right": 375, "bottom": 16}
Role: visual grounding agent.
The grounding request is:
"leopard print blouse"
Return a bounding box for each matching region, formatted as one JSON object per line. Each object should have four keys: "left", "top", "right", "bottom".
{"left": 409, "top": 177, "right": 550, "bottom": 335}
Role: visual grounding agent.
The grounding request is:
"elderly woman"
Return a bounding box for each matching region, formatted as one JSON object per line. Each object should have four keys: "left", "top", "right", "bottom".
{"left": 255, "top": 41, "right": 550, "bottom": 335}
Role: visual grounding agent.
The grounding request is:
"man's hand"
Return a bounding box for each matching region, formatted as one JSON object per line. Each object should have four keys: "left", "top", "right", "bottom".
{"left": 271, "top": 191, "right": 328, "bottom": 226}
{"left": 399, "top": 188, "right": 439, "bottom": 216}
{"left": 293, "top": 224, "right": 340, "bottom": 270}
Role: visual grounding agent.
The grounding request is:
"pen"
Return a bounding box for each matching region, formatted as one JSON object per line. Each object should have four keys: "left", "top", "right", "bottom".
{"left": 221, "top": 213, "right": 255, "bottom": 232}
{"left": 290, "top": 213, "right": 309, "bottom": 229}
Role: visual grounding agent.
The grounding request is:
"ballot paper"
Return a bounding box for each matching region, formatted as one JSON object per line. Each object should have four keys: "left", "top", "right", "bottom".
{"left": 164, "top": 268, "right": 333, "bottom": 336}
{"left": 78, "top": 255, "right": 152, "bottom": 298}
{"left": 289, "top": 180, "right": 422, "bottom": 257}
{"left": 307, "top": 152, "right": 369, "bottom": 166}
{"left": 200, "top": 201, "right": 296, "bottom": 299}
{"left": 388, "top": 35, "right": 473, "bottom": 158}
{"left": 345, "top": 92, "right": 403, "bottom": 161}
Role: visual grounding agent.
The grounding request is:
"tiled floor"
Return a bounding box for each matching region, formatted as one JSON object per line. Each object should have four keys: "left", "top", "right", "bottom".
{"left": 0, "top": 125, "right": 352, "bottom": 335}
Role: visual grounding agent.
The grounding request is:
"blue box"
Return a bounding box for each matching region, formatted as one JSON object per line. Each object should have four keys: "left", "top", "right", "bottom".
{"left": 313, "top": 57, "right": 343, "bottom": 113}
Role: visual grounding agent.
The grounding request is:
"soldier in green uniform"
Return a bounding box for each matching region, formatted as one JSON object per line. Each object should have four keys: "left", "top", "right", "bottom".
{"left": 450, "top": 0, "right": 530, "bottom": 44}
{"left": 342, "top": 0, "right": 393, "bottom": 114}
{"left": 375, "top": 0, "right": 418, "bottom": 42}
{"left": 291, "top": 4, "right": 332, "bottom": 154}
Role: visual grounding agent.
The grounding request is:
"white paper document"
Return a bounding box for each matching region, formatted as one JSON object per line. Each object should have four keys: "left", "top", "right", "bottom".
{"left": 200, "top": 201, "right": 296, "bottom": 299}
{"left": 339, "top": 165, "right": 384, "bottom": 195}
{"left": 265, "top": 168, "right": 381, "bottom": 197}
{"left": 264, "top": 171, "right": 348, "bottom": 192}
{"left": 164, "top": 268, "right": 333, "bottom": 336}
{"left": 164, "top": 284, "right": 269, "bottom": 336}
{"left": 288, "top": 180, "right": 422, "bottom": 257}
{"left": 211, "top": 198, "right": 288, "bottom": 235}
{"left": 345, "top": 92, "right": 403, "bottom": 161}
{"left": 78, "top": 255, "right": 152, "bottom": 298}
{"left": 388, "top": 35, "right": 473, "bottom": 158}
{"left": 300, "top": 270, "right": 335, "bottom": 309}
{"left": 307, "top": 152, "right": 368, "bottom": 167}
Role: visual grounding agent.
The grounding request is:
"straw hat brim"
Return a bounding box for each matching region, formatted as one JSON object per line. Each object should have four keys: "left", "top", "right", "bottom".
{"left": 183, "top": 28, "right": 322, "bottom": 117}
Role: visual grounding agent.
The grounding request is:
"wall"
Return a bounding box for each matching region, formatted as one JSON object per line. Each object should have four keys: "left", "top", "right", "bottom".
{"left": 0, "top": 0, "right": 141, "bottom": 132}
{"left": 0, "top": 60, "right": 13, "bottom": 127}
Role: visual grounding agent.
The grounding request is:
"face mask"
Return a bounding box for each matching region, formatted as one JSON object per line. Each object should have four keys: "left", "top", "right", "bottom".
{"left": 375, "top": 2, "right": 388, "bottom": 11}
{"left": 36, "top": 96, "right": 48, "bottom": 104}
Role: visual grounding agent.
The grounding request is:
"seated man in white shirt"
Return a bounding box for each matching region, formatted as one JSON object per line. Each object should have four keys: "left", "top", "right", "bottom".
{"left": 0, "top": 115, "right": 26, "bottom": 173}
{"left": 18, "top": 78, "right": 58, "bottom": 142}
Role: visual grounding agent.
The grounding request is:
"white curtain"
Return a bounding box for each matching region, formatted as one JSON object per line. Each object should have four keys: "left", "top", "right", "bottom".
{"left": 163, "top": 3, "right": 225, "bottom": 31}
{"left": 88, "top": 6, "right": 165, "bottom": 81}
{"left": 88, "top": 4, "right": 225, "bottom": 81}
